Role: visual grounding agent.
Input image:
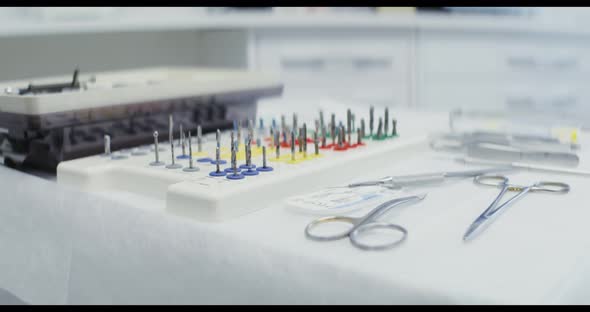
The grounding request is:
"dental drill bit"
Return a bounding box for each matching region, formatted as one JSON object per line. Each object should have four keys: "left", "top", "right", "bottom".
{"left": 352, "top": 113, "right": 356, "bottom": 135}
{"left": 321, "top": 125, "right": 327, "bottom": 148}
{"left": 183, "top": 132, "right": 199, "bottom": 172}
{"left": 168, "top": 114, "right": 174, "bottom": 144}
{"left": 181, "top": 132, "right": 189, "bottom": 158}
{"left": 246, "top": 137, "right": 252, "bottom": 168}
{"left": 291, "top": 130, "right": 296, "bottom": 161}
{"left": 208, "top": 145, "right": 226, "bottom": 177}
{"left": 166, "top": 116, "right": 182, "bottom": 169}
{"left": 303, "top": 123, "right": 308, "bottom": 158}
{"left": 376, "top": 117, "right": 383, "bottom": 140}
{"left": 369, "top": 106, "right": 374, "bottom": 137}
{"left": 293, "top": 113, "right": 298, "bottom": 138}
{"left": 392, "top": 119, "right": 398, "bottom": 136}
{"left": 298, "top": 129, "right": 303, "bottom": 153}
{"left": 275, "top": 131, "right": 280, "bottom": 159}
{"left": 230, "top": 130, "right": 238, "bottom": 157}
{"left": 360, "top": 118, "right": 366, "bottom": 138}
{"left": 384, "top": 108, "right": 389, "bottom": 137}
{"left": 197, "top": 125, "right": 203, "bottom": 153}
{"left": 215, "top": 146, "right": 222, "bottom": 173}
{"left": 150, "top": 131, "right": 164, "bottom": 166}
{"left": 330, "top": 113, "right": 336, "bottom": 146}
{"left": 181, "top": 129, "right": 187, "bottom": 156}
{"left": 237, "top": 120, "right": 242, "bottom": 148}
{"left": 347, "top": 109, "right": 352, "bottom": 145}
{"left": 232, "top": 144, "right": 237, "bottom": 175}
{"left": 256, "top": 146, "right": 273, "bottom": 172}
{"left": 319, "top": 110, "right": 325, "bottom": 130}
{"left": 166, "top": 136, "right": 182, "bottom": 169}
{"left": 243, "top": 136, "right": 259, "bottom": 176}
{"left": 226, "top": 138, "right": 244, "bottom": 180}
{"left": 179, "top": 124, "right": 184, "bottom": 149}
{"left": 314, "top": 131, "right": 319, "bottom": 156}
{"left": 337, "top": 126, "right": 344, "bottom": 149}
{"left": 357, "top": 128, "right": 363, "bottom": 146}
{"left": 216, "top": 129, "right": 221, "bottom": 149}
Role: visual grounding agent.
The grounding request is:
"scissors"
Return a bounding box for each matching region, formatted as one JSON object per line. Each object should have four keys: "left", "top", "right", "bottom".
{"left": 463, "top": 174, "right": 570, "bottom": 241}
{"left": 304, "top": 194, "right": 426, "bottom": 251}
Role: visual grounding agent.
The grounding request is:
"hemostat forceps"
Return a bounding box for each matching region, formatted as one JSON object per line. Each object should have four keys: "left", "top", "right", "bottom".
{"left": 463, "top": 174, "right": 570, "bottom": 241}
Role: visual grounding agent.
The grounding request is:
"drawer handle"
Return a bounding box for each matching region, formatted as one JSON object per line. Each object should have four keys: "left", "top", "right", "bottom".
{"left": 506, "top": 56, "right": 537, "bottom": 69}
{"left": 549, "top": 58, "right": 578, "bottom": 70}
{"left": 506, "top": 96, "right": 535, "bottom": 109}
{"left": 281, "top": 59, "right": 325, "bottom": 70}
{"left": 281, "top": 57, "right": 391, "bottom": 72}
{"left": 507, "top": 56, "right": 578, "bottom": 71}
{"left": 353, "top": 58, "right": 392, "bottom": 70}
{"left": 551, "top": 96, "right": 577, "bottom": 107}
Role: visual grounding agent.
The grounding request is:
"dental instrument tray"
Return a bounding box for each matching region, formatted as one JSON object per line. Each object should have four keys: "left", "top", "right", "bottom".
{"left": 0, "top": 67, "right": 283, "bottom": 172}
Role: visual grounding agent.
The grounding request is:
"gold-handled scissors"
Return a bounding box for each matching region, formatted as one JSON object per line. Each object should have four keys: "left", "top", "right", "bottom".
{"left": 304, "top": 194, "right": 426, "bottom": 251}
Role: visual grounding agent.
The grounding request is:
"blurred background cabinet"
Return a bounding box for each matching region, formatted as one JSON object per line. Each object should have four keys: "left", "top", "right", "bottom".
{"left": 1, "top": 7, "right": 590, "bottom": 114}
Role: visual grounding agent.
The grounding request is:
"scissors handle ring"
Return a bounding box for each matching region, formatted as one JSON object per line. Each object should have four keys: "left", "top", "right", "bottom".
{"left": 304, "top": 216, "right": 357, "bottom": 241}
{"left": 532, "top": 181, "right": 570, "bottom": 193}
{"left": 349, "top": 222, "right": 408, "bottom": 251}
{"left": 474, "top": 174, "right": 509, "bottom": 187}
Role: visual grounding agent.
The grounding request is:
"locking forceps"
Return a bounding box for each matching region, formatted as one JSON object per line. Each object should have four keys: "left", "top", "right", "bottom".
{"left": 463, "top": 174, "right": 570, "bottom": 241}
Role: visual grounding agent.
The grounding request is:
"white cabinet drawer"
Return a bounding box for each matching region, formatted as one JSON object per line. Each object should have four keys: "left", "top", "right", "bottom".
{"left": 281, "top": 78, "right": 409, "bottom": 106}
{"left": 419, "top": 32, "right": 586, "bottom": 78}
{"left": 253, "top": 30, "right": 412, "bottom": 105}
{"left": 420, "top": 79, "right": 581, "bottom": 112}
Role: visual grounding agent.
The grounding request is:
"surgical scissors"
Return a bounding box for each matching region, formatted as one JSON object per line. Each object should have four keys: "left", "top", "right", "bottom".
{"left": 463, "top": 174, "right": 570, "bottom": 241}
{"left": 304, "top": 194, "right": 425, "bottom": 251}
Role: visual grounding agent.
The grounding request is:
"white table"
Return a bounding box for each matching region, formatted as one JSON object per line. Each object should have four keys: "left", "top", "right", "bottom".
{"left": 2, "top": 99, "right": 590, "bottom": 304}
